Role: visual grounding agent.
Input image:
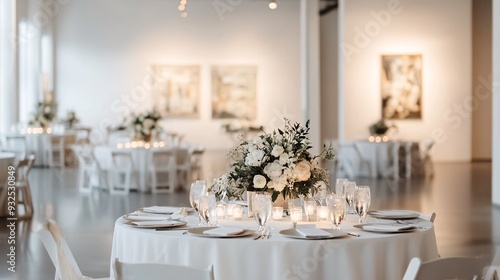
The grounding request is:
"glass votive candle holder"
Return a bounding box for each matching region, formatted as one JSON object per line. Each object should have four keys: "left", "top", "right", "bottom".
{"left": 226, "top": 204, "right": 235, "bottom": 218}
{"left": 290, "top": 207, "right": 303, "bottom": 223}
{"left": 317, "top": 206, "right": 329, "bottom": 222}
{"left": 272, "top": 206, "right": 283, "bottom": 220}
{"left": 232, "top": 205, "right": 243, "bottom": 220}
{"left": 216, "top": 204, "right": 226, "bottom": 219}
{"left": 305, "top": 201, "right": 316, "bottom": 221}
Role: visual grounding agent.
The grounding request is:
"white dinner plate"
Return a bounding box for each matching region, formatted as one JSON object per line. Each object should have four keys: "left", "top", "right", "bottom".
{"left": 187, "top": 227, "right": 255, "bottom": 238}
{"left": 125, "top": 219, "right": 187, "bottom": 229}
{"left": 353, "top": 223, "right": 416, "bottom": 233}
{"left": 368, "top": 210, "right": 420, "bottom": 220}
{"left": 279, "top": 228, "right": 348, "bottom": 240}
{"left": 123, "top": 213, "right": 171, "bottom": 222}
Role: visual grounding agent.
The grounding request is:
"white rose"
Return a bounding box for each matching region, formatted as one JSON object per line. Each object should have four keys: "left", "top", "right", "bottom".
{"left": 279, "top": 153, "right": 289, "bottom": 165}
{"left": 269, "top": 180, "right": 286, "bottom": 192}
{"left": 143, "top": 118, "right": 154, "bottom": 129}
{"left": 292, "top": 161, "right": 311, "bottom": 181}
{"left": 253, "top": 175, "right": 267, "bottom": 189}
{"left": 264, "top": 161, "right": 283, "bottom": 179}
{"left": 244, "top": 149, "right": 265, "bottom": 167}
{"left": 271, "top": 145, "right": 284, "bottom": 157}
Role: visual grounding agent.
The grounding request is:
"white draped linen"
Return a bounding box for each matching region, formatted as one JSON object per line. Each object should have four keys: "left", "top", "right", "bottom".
{"left": 110, "top": 213, "right": 439, "bottom": 280}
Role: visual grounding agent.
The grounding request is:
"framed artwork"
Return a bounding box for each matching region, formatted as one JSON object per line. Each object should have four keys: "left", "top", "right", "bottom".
{"left": 211, "top": 65, "right": 257, "bottom": 120}
{"left": 381, "top": 54, "right": 422, "bottom": 119}
{"left": 151, "top": 65, "right": 200, "bottom": 118}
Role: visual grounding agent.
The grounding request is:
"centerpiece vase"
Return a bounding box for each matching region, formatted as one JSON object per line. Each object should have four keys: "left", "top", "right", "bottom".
{"left": 247, "top": 191, "right": 256, "bottom": 218}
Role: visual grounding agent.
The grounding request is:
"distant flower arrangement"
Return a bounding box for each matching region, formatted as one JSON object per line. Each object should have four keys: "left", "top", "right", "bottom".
{"left": 129, "top": 110, "right": 162, "bottom": 142}
{"left": 212, "top": 119, "right": 335, "bottom": 202}
{"left": 369, "top": 119, "right": 397, "bottom": 136}
{"left": 63, "top": 111, "right": 79, "bottom": 129}
{"left": 28, "top": 100, "right": 57, "bottom": 129}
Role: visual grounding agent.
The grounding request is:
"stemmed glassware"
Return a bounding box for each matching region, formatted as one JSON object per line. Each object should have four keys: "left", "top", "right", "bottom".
{"left": 335, "top": 178, "right": 348, "bottom": 197}
{"left": 344, "top": 181, "right": 356, "bottom": 214}
{"left": 252, "top": 193, "right": 272, "bottom": 235}
{"left": 198, "top": 192, "right": 217, "bottom": 226}
{"left": 326, "top": 195, "right": 347, "bottom": 230}
{"left": 189, "top": 180, "right": 207, "bottom": 226}
{"left": 354, "top": 186, "right": 371, "bottom": 223}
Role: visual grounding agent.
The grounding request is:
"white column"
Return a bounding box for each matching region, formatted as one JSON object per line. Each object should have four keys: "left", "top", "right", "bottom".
{"left": 0, "top": 0, "right": 18, "bottom": 133}
{"left": 337, "top": 0, "right": 345, "bottom": 140}
{"left": 300, "top": 0, "right": 321, "bottom": 153}
{"left": 493, "top": 0, "right": 500, "bottom": 206}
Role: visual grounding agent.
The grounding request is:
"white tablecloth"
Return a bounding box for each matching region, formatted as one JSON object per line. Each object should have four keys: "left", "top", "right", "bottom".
{"left": 110, "top": 212, "right": 439, "bottom": 280}
{"left": 93, "top": 146, "right": 174, "bottom": 192}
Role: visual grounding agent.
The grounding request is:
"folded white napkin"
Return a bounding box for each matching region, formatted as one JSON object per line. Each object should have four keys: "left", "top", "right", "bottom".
{"left": 141, "top": 206, "right": 178, "bottom": 214}
{"left": 131, "top": 220, "right": 181, "bottom": 227}
{"left": 362, "top": 224, "right": 414, "bottom": 232}
{"left": 203, "top": 227, "right": 245, "bottom": 236}
{"left": 295, "top": 225, "right": 332, "bottom": 237}
{"left": 125, "top": 214, "right": 170, "bottom": 221}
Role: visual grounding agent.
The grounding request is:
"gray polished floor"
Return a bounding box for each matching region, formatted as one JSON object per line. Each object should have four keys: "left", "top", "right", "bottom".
{"left": 0, "top": 151, "right": 498, "bottom": 279}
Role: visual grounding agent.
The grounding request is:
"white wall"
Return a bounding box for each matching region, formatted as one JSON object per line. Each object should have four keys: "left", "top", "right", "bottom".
{"left": 493, "top": 0, "right": 500, "bottom": 206}
{"left": 54, "top": 0, "right": 301, "bottom": 149}
{"left": 472, "top": 0, "right": 492, "bottom": 161}
{"left": 339, "top": 0, "right": 472, "bottom": 161}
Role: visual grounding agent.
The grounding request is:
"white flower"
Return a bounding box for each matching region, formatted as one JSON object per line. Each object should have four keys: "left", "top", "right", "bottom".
{"left": 279, "top": 153, "right": 290, "bottom": 165}
{"left": 292, "top": 160, "right": 311, "bottom": 181}
{"left": 253, "top": 175, "right": 266, "bottom": 189}
{"left": 245, "top": 149, "right": 265, "bottom": 167}
{"left": 269, "top": 180, "right": 286, "bottom": 192}
{"left": 143, "top": 118, "right": 154, "bottom": 129}
{"left": 264, "top": 161, "right": 283, "bottom": 179}
{"left": 271, "top": 145, "right": 284, "bottom": 157}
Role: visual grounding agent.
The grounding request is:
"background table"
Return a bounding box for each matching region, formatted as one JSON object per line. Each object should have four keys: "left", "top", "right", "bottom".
{"left": 110, "top": 212, "right": 439, "bottom": 280}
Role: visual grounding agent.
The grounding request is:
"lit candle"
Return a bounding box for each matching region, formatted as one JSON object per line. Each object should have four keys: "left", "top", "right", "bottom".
{"left": 305, "top": 201, "right": 316, "bottom": 221}
{"left": 125, "top": 143, "right": 131, "bottom": 149}
{"left": 317, "top": 206, "right": 329, "bottom": 222}
{"left": 226, "top": 204, "right": 235, "bottom": 218}
{"left": 153, "top": 142, "right": 159, "bottom": 148}
{"left": 272, "top": 206, "right": 283, "bottom": 220}
{"left": 216, "top": 204, "right": 226, "bottom": 219}
{"left": 232, "top": 205, "right": 243, "bottom": 220}
{"left": 46, "top": 127, "right": 52, "bottom": 134}
{"left": 144, "top": 143, "right": 150, "bottom": 149}
{"left": 117, "top": 143, "right": 123, "bottom": 149}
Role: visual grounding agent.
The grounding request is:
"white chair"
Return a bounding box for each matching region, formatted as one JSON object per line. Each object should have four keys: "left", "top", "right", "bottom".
{"left": 16, "top": 154, "right": 36, "bottom": 219}
{"left": 72, "top": 145, "right": 104, "bottom": 193}
{"left": 149, "top": 149, "right": 177, "bottom": 193}
{"left": 336, "top": 141, "right": 374, "bottom": 178}
{"left": 113, "top": 258, "right": 214, "bottom": 280}
{"left": 46, "top": 135, "right": 65, "bottom": 168}
{"left": 420, "top": 139, "right": 435, "bottom": 177}
{"left": 483, "top": 250, "right": 500, "bottom": 280}
{"left": 403, "top": 256, "right": 488, "bottom": 280}
{"left": 109, "top": 151, "right": 137, "bottom": 194}
{"left": 189, "top": 145, "right": 205, "bottom": 180}
{"left": 35, "top": 219, "right": 109, "bottom": 280}
{"left": 175, "top": 146, "right": 192, "bottom": 190}
{"left": 3, "top": 135, "right": 27, "bottom": 164}
{"left": 383, "top": 142, "right": 400, "bottom": 179}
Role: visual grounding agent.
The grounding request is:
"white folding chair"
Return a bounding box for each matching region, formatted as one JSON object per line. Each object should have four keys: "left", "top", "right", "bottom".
{"left": 35, "top": 219, "right": 109, "bottom": 280}
{"left": 149, "top": 149, "right": 177, "bottom": 193}
{"left": 14, "top": 155, "right": 35, "bottom": 219}
{"left": 384, "top": 142, "right": 400, "bottom": 179}
{"left": 113, "top": 258, "right": 214, "bottom": 280}
{"left": 484, "top": 250, "right": 500, "bottom": 280}
{"left": 109, "top": 151, "right": 137, "bottom": 194}
{"left": 403, "top": 256, "right": 488, "bottom": 280}
{"left": 420, "top": 139, "right": 435, "bottom": 178}
{"left": 72, "top": 145, "right": 105, "bottom": 193}
{"left": 46, "top": 135, "right": 65, "bottom": 168}
{"left": 189, "top": 145, "right": 205, "bottom": 180}
{"left": 175, "top": 146, "right": 192, "bottom": 190}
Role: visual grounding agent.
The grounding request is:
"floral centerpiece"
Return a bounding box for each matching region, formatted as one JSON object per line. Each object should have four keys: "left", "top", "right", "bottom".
{"left": 28, "top": 100, "right": 57, "bottom": 129}
{"left": 212, "top": 119, "right": 334, "bottom": 202}
{"left": 369, "top": 119, "right": 397, "bottom": 136}
{"left": 129, "top": 110, "right": 162, "bottom": 142}
{"left": 63, "top": 111, "right": 79, "bottom": 129}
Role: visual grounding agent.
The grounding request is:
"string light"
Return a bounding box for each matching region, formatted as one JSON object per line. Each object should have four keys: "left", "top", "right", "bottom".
{"left": 179, "top": 0, "right": 187, "bottom": 17}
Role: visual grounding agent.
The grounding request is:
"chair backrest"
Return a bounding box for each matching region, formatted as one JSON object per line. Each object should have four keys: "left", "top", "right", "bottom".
{"left": 151, "top": 149, "right": 176, "bottom": 171}
{"left": 175, "top": 146, "right": 190, "bottom": 166}
{"left": 35, "top": 220, "right": 84, "bottom": 280}
{"left": 4, "top": 135, "right": 27, "bottom": 161}
{"left": 111, "top": 151, "right": 135, "bottom": 170}
{"left": 403, "top": 256, "right": 488, "bottom": 280}
{"left": 16, "top": 154, "right": 35, "bottom": 184}
{"left": 114, "top": 258, "right": 214, "bottom": 280}
{"left": 484, "top": 250, "right": 500, "bottom": 280}
{"left": 421, "top": 139, "right": 435, "bottom": 157}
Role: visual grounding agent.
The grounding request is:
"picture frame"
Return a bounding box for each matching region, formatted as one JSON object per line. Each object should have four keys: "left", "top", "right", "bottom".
{"left": 381, "top": 54, "right": 422, "bottom": 119}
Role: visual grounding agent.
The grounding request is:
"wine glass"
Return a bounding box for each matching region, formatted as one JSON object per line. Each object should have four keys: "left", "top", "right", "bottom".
{"left": 252, "top": 193, "right": 272, "bottom": 235}
{"left": 344, "top": 181, "right": 356, "bottom": 214}
{"left": 335, "top": 178, "right": 348, "bottom": 198}
{"left": 354, "top": 186, "right": 371, "bottom": 223}
{"left": 326, "top": 195, "right": 347, "bottom": 230}
{"left": 198, "top": 192, "right": 217, "bottom": 226}
{"left": 189, "top": 180, "right": 207, "bottom": 226}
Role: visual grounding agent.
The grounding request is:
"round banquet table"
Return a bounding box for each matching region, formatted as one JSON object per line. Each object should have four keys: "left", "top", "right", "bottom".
{"left": 110, "top": 211, "right": 439, "bottom": 280}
